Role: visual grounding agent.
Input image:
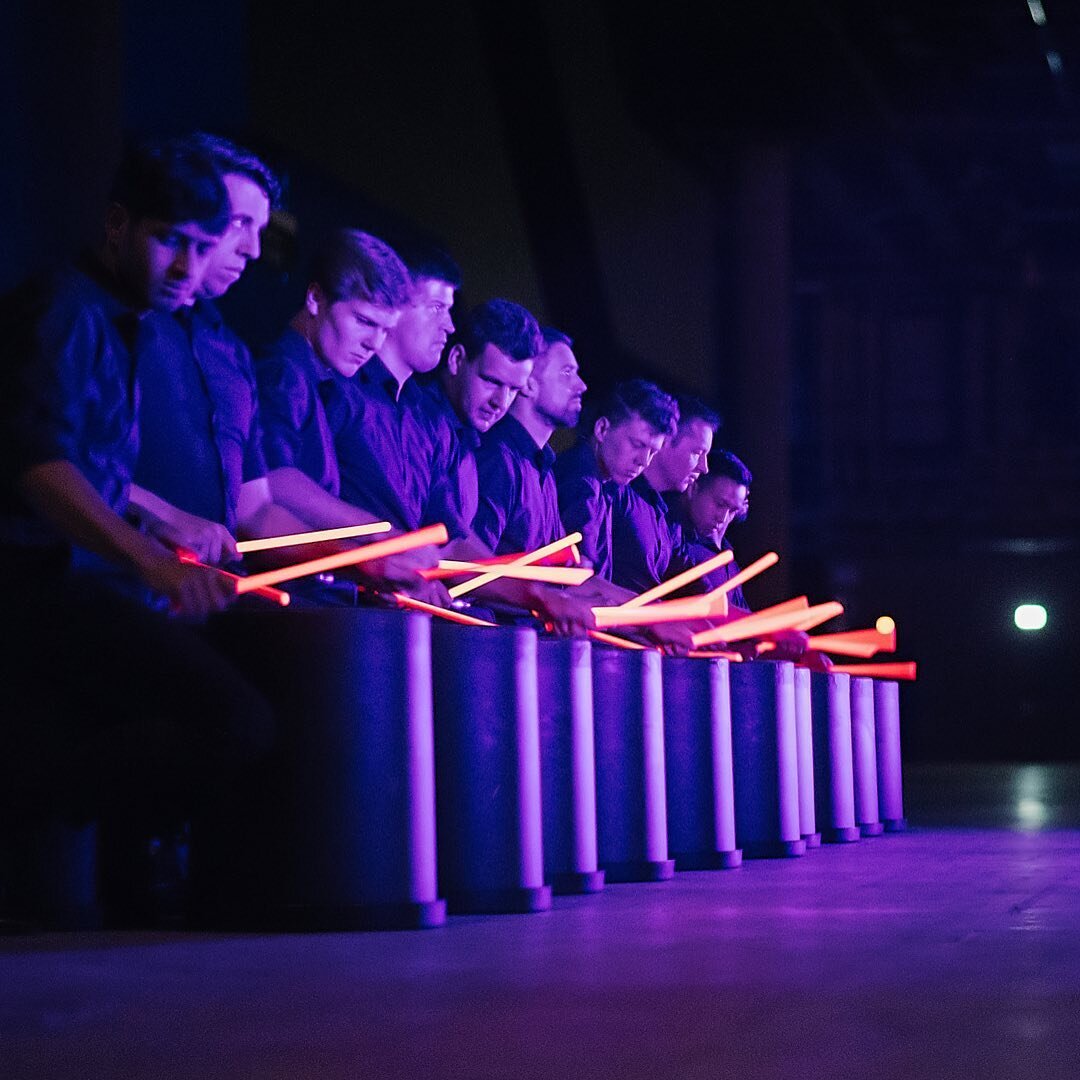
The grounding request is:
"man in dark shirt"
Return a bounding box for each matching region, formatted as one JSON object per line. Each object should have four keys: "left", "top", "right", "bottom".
{"left": 609, "top": 394, "right": 720, "bottom": 594}
{"left": 671, "top": 449, "right": 814, "bottom": 662}
{"left": 255, "top": 229, "right": 446, "bottom": 598}
{"left": 421, "top": 301, "right": 594, "bottom": 636}
{"left": 555, "top": 378, "right": 678, "bottom": 584}
{"left": 0, "top": 140, "right": 272, "bottom": 921}
{"left": 669, "top": 448, "right": 752, "bottom": 610}
{"left": 472, "top": 325, "right": 585, "bottom": 555}
{"left": 133, "top": 133, "right": 313, "bottom": 549}
{"left": 331, "top": 241, "right": 465, "bottom": 536}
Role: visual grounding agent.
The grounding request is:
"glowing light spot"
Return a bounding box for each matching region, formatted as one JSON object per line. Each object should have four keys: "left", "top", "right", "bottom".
{"left": 875, "top": 616, "right": 896, "bottom": 635}
{"left": 1028, "top": 0, "right": 1047, "bottom": 27}
{"left": 1014, "top": 604, "right": 1047, "bottom": 631}
{"left": 1017, "top": 797, "right": 1047, "bottom": 829}
{"left": 1046, "top": 50, "right": 1063, "bottom": 76}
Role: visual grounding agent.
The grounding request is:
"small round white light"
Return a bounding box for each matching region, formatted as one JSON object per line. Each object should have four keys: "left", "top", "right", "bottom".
{"left": 1014, "top": 604, "right": 1047, "bottom": 631}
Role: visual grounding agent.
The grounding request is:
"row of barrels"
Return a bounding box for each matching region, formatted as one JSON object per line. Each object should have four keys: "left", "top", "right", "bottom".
{"left": 190, "top": 606, "right": 907, "bottom": 930}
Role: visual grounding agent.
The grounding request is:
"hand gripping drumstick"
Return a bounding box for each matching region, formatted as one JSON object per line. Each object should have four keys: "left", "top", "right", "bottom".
{"left": 176, "top": 550, "right": 290, "bottom": 606}
{"left": 235, "top": 524, "right": 449, "bottom": 594}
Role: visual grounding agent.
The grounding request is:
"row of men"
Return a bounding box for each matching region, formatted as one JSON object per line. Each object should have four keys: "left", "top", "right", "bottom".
{"left": 0, "top": 132, "right": 807, "bottom": 927}
{"left": 0, "top": 135, "right": 773, "bottom": 869}
{"left": 3, "top": 133, "right": 760, "bottom": 646}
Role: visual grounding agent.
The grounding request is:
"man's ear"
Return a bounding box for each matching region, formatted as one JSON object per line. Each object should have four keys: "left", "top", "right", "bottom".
{"left": 103, "top": 203, "right": 130, "bottom": 253}
{"left": 305, "top": 283, "right": 325, "bottom": 318}
{"left": 518, "top": 371, "right": 540, "bottom": 401}
{"left": 593, "top": 416, "right": 610, "bottom": 442}
{"left": 446, "top": 343, "right": 467, "bottom": 376}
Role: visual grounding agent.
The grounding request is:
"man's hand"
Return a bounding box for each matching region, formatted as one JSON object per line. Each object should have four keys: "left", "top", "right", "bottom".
{"left": 534, "top": 589, "right": 596, "bottom": 638}
{"left": 127, "top": 484, "right": 238, "bottom": 565}
{"left": 140, "top": 553, "right": 237, "bottom": 618}
{"left": 357, "top": 550, "right": 452, "bottom": 607}
{"left": 647, "top": 620, "right": 698, "bottom": 657}
{"left": 145, "top": 509, "right": 238, "bottom": 566}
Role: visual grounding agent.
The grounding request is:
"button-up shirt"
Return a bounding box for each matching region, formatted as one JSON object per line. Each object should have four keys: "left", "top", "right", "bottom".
{"left": 473, "top": 415, "right": 563, "bottom": 555}
{"left": 1, "top": 261, "right": 141, "bottom": 548}
{"left": 609, "top": 475, "right": 699, "bottom": 594}
{"left": 554, "top": 439, "right": 617, "bottom": 580}
{"left": 135, "top": 301, "right": 266, "bottom": 532}
{"left": 256, "top": 328, "right": 343, "bottom": 497}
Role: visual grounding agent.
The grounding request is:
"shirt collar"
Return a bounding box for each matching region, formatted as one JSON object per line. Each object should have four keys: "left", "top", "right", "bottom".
{"left": 631, "top": 474, "right": 669, "bottom": 515}
{"left": 494, "top": 415, "right": 556, "bottom": 473}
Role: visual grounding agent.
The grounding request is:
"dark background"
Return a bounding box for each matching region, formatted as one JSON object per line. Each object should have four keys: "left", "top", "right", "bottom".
{"left": 3, "top": 1, "right": 1078, "bottom": 761}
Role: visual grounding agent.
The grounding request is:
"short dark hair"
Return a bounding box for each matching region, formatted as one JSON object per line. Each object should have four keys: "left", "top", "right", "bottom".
{"left": 184, "top": 131, "right": 282, "bottom": 208}
{"left": 308, "top": 229, "right": 412, "bottom": 308}
{"left": 455, "top": 298, "right": 542, "bottom": 362}
{"left": 109, "top": 138, "right": 229, "bottom": 234}
{"left": 393, "top": 236, "right": 463, "bottom": 290}
{"left": 674, "top": 394, "right": 722, "bottom": 435}
{"left": 539, "top": 325, "right": 573, "bottom": 350}
{"left": 595, "top": 378, "right": 679, "bottom": 439}
{"left": 701, "top": 449, "right": 752, "bottom": 489}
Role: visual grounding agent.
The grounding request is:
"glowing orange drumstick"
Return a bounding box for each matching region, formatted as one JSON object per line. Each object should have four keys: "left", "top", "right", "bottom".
{"left": 787, "top": 602, "right": 846, "bottom": 632}
{"left": 692, "top": 600, "right": 844, "bottom": 647}
{"left": 236, "top": 521, "right": 392, "bottom": 553}
{"left": 829, "top": 661, "right": 917, "bottom": 681}
{"left": 391, "top": 593, "right": 496, "bottom": 627}
{"left": 447, "top": 532, "right": 583, "bottom": 599}
{"left": 177, "top": 551, "right": 290, "bottom": 606}
{"left": 688, "top": 650, "right": 744, "bottom": 661}
{"left": 592, "top": 595, "right": 712, "bottom": 629}
{"left": 587, "top": 629, "right": 650, "bottom": 650}
{"left": 807, "top": 626, "right": 896, "bottom": 656}
{"left": 701, "top": 552, "right": 780, "bottom": 603}
{"left": 706, "top": 596, "right": 811, "bottom": 650}
{"left": 421, "top": 561, "right": 594, "bottom": 586}
{"left": 235, "top": 524, "right": 449, "bottom": 593}
{"left": 620, "top": 548, "right": 735, "bottom": 609}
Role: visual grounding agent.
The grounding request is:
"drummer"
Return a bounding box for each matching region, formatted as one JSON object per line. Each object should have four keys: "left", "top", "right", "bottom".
{"left": 434, "top": 303, "right": 597, "bottom": 635}
{"left": 608, "top": 393, "right": 720, "bottom": 595}
{"left": 472, "top": 326, "right": 585, "bottom": 557}
{"left": 132, "top": 133, "right": 317, "bottom": 565}
{"left": 255, "top": 228, "right": 446, "bottom": 601}
{"left": 0, "top": 138, "right": 273, "bottom": 921}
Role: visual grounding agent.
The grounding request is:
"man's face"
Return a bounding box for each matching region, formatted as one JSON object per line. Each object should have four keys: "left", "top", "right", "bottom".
{"left": 687, "top": 475, "right": 749, "bottom": 539}
{"left": 307, "top": 287, "right": 402, "bottom": 378}
{"left": 593, "top": 413, "right": 667, "bottom": 485}
{"left": 386, "top": 277, "right": 456, "bottom": 375}
{"left": 650, "top": 418, "right": 714, "bottom": 493}
{"left": 116, "top": 215, "right": 221, "bottom": 312}
{"left": 447, "top": 343, "right": 532, "bottom": 432}
{"left": 198, "top": 174, "right": 271, "bottom": 299}
{"left": 532, "top": 342, "right": 587, "bottom": 429}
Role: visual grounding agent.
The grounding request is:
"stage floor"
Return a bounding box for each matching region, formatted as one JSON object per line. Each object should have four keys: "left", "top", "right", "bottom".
{"left": 3, "top": 763, "right": 1079, "bottom": 1079}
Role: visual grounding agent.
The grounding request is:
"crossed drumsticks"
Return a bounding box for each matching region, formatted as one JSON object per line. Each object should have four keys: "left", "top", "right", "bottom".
{"left": 178, "top": 524, "right": 916, "bottom": 679}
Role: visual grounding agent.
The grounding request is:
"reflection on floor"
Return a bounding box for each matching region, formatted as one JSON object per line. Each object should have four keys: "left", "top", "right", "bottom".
{"left": 3, "top": 763, "right": 1079, "bottom": 1080}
